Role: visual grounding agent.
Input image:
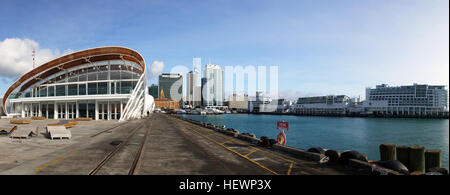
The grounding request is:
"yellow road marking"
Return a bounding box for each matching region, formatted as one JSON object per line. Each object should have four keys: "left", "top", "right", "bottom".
{"left": 34, "top": 151, "right": 77, "bottom": 173}
{"left": 179, "top": 118, "right": 295, "bottom": 175}
{"left": 245, "top": 148, "right": 259, "bottom": 157}
{"left": 188, "top": 127, "right": 279, "bottom": 175}
{"left": 221, "top": 140, "right": 234, "bottom": 145}
{"left": 287, "top": 162, "right": 294, "bottom": 175}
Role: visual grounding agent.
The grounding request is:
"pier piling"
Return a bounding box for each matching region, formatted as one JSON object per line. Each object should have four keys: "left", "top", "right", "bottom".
{"left": 425, "top": 149, "right": 441, "bottom": 172}
{"left": 379, "top": 143, "right": 396, "bottom": 161}
{"left": 408, "top": 145, "right": 425, "bottom": 173}
{"left": 396, "top": 146, "right": 410, "bottom": 169}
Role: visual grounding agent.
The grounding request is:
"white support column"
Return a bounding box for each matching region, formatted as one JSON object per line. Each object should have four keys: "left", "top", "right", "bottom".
{"left": 95, "top": 100, "right": 99, "bottom": 120}
{"left": 114, "top": 103, "right": 117, "bottom": 120}
{"left": 120, "top": 100, "right": 123, "bottom": 119}
{"left": 38, "top": 103, "right": 41, "bottom": 117}
{"left": 30, "top": 103, "right": 33, "bottom": 117}
{"left": 76, "top": 101, "right": 79, "bottom": 118}
{"left": 54, "top": 102, "right": 57, "bottom": 120}
{"left": 21, "top": 102, "right": 25, "bottom": 118}
{"left": 65, "top": 102, "right": 68, "bottom": 120}
{"left": 107, "top": 101, "right": 110, "bottom": 120}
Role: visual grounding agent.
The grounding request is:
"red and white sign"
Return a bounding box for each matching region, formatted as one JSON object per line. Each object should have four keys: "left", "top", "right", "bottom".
{"left": 277, "top": 121, "right": 289, "bottom": 131}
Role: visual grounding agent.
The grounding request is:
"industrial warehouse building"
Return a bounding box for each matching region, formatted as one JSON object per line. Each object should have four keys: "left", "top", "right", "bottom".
{"left": 2, "top": 46, "right": 154, "bottom": 121}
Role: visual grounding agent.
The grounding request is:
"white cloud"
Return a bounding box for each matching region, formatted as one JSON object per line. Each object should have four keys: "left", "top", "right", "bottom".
{"left": 0, "top": 38, "right": 66, "bottom": 78}
{"left": 148, "top": 60, "right": 165, "bottom": 78}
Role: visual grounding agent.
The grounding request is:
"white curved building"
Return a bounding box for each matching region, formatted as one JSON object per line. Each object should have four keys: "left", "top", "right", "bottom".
{"left": 2, "top": 46, "right": 154, "bottom": 121}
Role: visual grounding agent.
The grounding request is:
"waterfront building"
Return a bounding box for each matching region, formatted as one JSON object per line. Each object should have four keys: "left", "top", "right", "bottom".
{"left": 258, "top": 98, "right": 293, "bottom": 113}
{"left": 293, "top": 95, "right": 351, "bottom": 115}
{"left": 202, "top": 64, "right": 223, "bottom": 107}
{"left": 2, "top": 46, "right": 154, "bottom": 120}
{"left": 154, "top": 99, "right": 180, "bottom": 110}
{"left": 363, "top": 84, "right": 449, "bottom": 116}
{"left": 154, "top": 87, "right": 180, "bottom": 111}
{"left": 149, "top": 84, "right": 159, "bottom": 99}
{"left": 226, "top": 93, "right": 249, "bottom": 112}
{"left": 159, "top": 73, "right": 183, "bottom": 107}
{"left": 186, "top": 69, "right": 201, "bottom": 108}
{"left": 248, "top": 91, "right": 272, "bottom": 113}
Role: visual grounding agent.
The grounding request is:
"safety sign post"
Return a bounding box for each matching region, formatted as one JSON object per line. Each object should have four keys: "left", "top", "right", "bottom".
{"left": 276, "top": 121, "right": 289, "bottom": 146}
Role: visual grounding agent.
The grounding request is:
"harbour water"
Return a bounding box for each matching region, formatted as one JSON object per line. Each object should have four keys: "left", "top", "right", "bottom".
{"left": 181, "top": 114, "right": 449, "bottom": 169}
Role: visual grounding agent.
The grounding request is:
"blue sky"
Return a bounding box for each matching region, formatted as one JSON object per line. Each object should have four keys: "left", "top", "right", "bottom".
{"left": 0, "top": 0, "right": 448, "bottom": 99}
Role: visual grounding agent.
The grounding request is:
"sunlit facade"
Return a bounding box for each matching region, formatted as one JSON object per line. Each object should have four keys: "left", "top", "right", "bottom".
{"left": 2, "top": 46, "right": 153, "bottom": 120}
{"left": 363, "top": 84, "right": 448, "bottom": 116}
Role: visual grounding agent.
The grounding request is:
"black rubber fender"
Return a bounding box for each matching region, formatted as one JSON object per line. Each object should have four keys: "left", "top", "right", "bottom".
{"left": 268, "top": 139, "right": 277, "bottom": 147}
{"left": 374, "top": 160, "right": 409, "bottom": 174}
{"left": 339, "top": 150, "right": 368, "bottom": 165}
{"left": 324, "top": 150, "right": 341, "bottom": 162}
{"left": 307, "top": 147, "right": 325, "bottom": 155}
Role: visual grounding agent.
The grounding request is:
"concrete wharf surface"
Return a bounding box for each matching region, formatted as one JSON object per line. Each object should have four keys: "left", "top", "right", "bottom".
{"left": 0, "top": 114, "right": 360, "bottom": 175}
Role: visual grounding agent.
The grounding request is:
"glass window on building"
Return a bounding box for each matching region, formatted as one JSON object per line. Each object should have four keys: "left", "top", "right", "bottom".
{"left": 98, "top": 72, "right": 108, "bottom": 80}
{"left": 68, "top": 84, "right": 78, "bottom": 96}
{"left": 39, "top": 87, "right": 46, "bottom": 97}
{"left": 79, "top": 84, "right": 86, "bottom": 95}
{"left": 79, "top": 74, "right": 87, "bottom": 81}
{"left": 68, "top": 73, "right": 78, "bottom": 82}
{"left": 25, "top": 90, "right": 31, "bottom": 98}
{"left": 110, "top": 71, "right": 120, "bottom": 80}
{"left": 98, "top": 82, "right": 108, "bottom": 94}
{"left": 120, "top": 81, "right": 132, "bottom": 94}
{"left": 88, "top": 83, "right": 97, "bottom": 95}
{"left": 121, "top": 72, "right": 132, "bottom": 80}
{"left": 48, "top": 86, "right": 55, "bottom": 96}
{"left": 111, "top": 82, "right": 116, "bottom": 94}
{"left": 88, "top": 73, "right": 97, "bottom": 81}
{"left": 56, "top": 85, "right": 66, "bottom": 96}
{"left": 88, "top": 103, "right": 95, "bottom": 119}
{"left": 78, "top": 103, "right": 87, "bottom": 118}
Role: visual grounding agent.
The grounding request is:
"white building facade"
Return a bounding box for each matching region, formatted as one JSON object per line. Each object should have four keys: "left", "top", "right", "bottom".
{"left": 202, "top": 64, "right": 223, "bottom": 107}
{"left": 2, "top": 47, "right": 154, "bottom": 121}
{"left": 363, "top": 84, "right": 448, "bottom": 116}
{"left": 293, "top": 95, "right": 351, "bottom": 115}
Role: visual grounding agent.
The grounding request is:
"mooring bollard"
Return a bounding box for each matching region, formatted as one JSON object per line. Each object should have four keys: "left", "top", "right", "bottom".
{"left": 409, "top": 145, "right": 425, "bottom": 173}
{"left": 380, "top": 143, "right": 396, "bottom": 161}
{"left": 425, "top": 149, "right": 442, "bottom": 172}
{"left": 396, "top": 145, "right": 410, "bottom": 169}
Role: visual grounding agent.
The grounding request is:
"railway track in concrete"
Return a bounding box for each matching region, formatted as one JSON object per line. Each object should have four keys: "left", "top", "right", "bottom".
{"left": 88, "top": 117, "right": 153, "bottom": 175}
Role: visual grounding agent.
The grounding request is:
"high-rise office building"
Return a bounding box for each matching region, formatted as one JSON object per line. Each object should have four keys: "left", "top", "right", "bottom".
{"left": 202, "top": 64, "right": 223, "bottom": 107}
{"left": 158, "top": 73, "right": 183, "bottom": 106}
{"left": 149, "top": 84, "right": 159, "bottom": 99}
{"left": 187, "top": 69, "right": 201, "bottom": 108}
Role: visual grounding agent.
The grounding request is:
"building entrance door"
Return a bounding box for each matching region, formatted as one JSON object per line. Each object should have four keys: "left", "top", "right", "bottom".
{"left": 32, "top": 103, "right": 39, "bottom": 117}
{"left": 57, "top": 103, "right": 66, "bottom": 119}
{"left": 67, "top": 102, "right": 76, "bottom": 119}
{"left": 98, "top": 102, "right": 108, "bottom": 120}
{"left": 109, "top": 102, "right": 122, "bottom": 120}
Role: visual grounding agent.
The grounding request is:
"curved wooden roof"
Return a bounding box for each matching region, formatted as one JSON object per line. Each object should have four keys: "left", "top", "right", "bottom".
{"left": 2, "top": 46, "right": 146, "bottom": 114}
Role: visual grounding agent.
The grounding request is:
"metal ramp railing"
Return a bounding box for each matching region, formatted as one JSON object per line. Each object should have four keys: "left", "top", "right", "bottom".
{"left": 120, "top": 73, "right": 146, "bottom": 121}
